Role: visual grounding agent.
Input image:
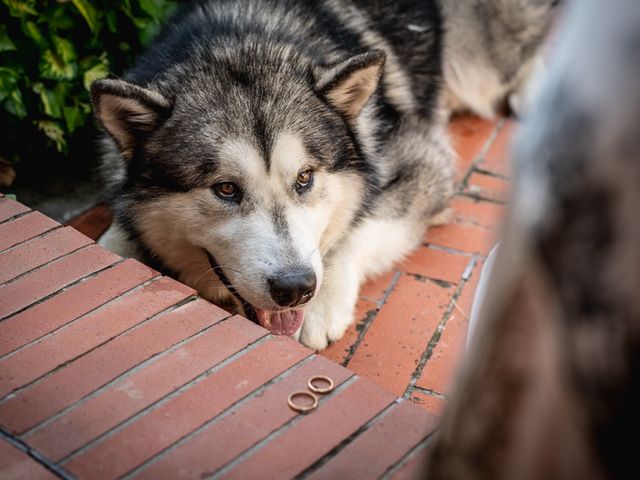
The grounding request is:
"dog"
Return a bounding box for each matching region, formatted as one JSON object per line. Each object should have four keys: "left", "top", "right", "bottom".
{"left": 92, "top": 0, "right": 558, "bottom": 350}
{"left": 426, "top": 0, "right": 640, "bottom": 478}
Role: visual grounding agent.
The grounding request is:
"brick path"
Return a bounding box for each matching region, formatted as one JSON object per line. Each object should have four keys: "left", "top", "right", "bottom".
{"left": 0, "top": 114, "right": 512, "bottom": 478}
{"left": 0, "top": 203, "right": 436, "bottom": 479}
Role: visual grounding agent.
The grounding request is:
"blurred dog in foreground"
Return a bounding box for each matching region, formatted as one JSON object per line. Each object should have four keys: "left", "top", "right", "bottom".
{"left": 427, "top": 0, "right": 640, "bottom": 478}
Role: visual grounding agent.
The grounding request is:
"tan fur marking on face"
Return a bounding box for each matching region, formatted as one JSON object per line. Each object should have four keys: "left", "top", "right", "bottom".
{"left": 217, "top": 138, "right": 266, "bottom": 180}
{"left": 270, "top": 132, "right": 309, "bottom": 178}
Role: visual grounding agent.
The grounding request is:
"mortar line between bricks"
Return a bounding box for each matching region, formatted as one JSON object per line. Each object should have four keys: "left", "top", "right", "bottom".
{"left": 1, "top": 428, "right": 74, "bottom": 480}
{"left": 422, "top": 243, "right": 479, "bottom": 258}
{"left": 121, "top": 354, "right": 319, "bottom": 480}
{"left": 21, "top": 309, "right": 235, "bottom": 439}
{"left": 208, "top": 375, "right": 359, "bottom": 480}
{"left": 458, "top": 190, "right": 508, "bottom": 206}
{"left": 380, "top": 428, "right": 439, "bottom": 480}
{"left": 295, "top": 401, "right": 399, "bottom": 479}
{"left": 0, "top": 208, "right": 33, "bottom": 226}
{"left": 0, "top": 241, "right": 94, "bottom": 286}
{"left": 0, "top": 288, "right": 197, "bottom": 404}
{"left": 458, "top": 118, "right": 505, "bottom": 191}
{"left": 402, "top": 255, "right": 480, "bottom": 399}
{"left": 0, "top": 258, "right": 128, "bottom": 322}
{"left": 0, "top": 275, "right": 175, "bottom": 364}
{"left": 412, "top": 386, "right": 447, "bottom": 399}
{"left": 59, "top": 333, "right": 273, "bottom": 465}
{"left": 408, "top": 275, "right": 454, "bottom": 289}
{"left": 472, "top": 166, "right": 510, "bottom": 180}
{"left": 0, "top": 223, "right": 64, "bottom": 255}
{"left": 341, "top": 271, "right": 402, "bottom": 368}
{"left": 0, "top": 271, "right": 162, "bottom": 361}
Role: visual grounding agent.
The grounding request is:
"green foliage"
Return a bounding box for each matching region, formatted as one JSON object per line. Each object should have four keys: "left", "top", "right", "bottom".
{"left": 0, "top": 0, "right": 176, "bottom": 163}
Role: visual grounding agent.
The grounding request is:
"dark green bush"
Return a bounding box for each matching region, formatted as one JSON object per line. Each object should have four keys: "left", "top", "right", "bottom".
{"left": 1, "top": 0, "right": 176, "bottom": 170}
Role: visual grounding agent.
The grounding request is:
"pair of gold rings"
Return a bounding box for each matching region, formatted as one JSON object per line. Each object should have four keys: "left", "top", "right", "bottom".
{"left": 287, "top": 375, "right": 334, "bottom": 413}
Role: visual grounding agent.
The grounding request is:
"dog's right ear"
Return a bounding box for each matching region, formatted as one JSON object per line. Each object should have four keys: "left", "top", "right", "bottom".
{"left": 91, "top": 78, "right": 172, "bottom": 159}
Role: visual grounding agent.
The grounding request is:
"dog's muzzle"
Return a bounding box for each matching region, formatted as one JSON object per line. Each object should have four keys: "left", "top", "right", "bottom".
{"left": 204, "top": 250, "right": 258, "bottom": 324}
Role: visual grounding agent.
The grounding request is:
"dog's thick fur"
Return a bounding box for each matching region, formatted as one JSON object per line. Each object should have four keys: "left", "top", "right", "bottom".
{"left": 93, "top": 0, "right": 557, "bottom": 350}
{"left": 439, "top": 0, "right": 559, "bottom": 117}
{"left": 426, "top": 0, "right": 640, "bottom": 478}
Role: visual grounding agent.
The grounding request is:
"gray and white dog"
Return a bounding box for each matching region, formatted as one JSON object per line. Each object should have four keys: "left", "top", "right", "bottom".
{"left": 93, "top": 0, "right": 558, "bottom": 350}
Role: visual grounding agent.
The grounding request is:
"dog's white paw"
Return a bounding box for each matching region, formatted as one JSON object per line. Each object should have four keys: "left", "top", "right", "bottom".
{"left": 299, "top": 301, "right": 354, "bottom": 351}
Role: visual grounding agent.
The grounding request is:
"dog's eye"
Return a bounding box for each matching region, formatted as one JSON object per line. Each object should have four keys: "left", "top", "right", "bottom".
{"left": 296, "top": 169, "right": 313, "bottom": 192}
{"left": 213, "top": 182, "right": 242, "bottom": 203}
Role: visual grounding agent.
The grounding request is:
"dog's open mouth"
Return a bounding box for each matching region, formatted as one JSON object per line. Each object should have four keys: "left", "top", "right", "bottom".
{"left": 205, "top": 250, "right": 304, "bottom": 336}
{"left": 254, "top": 308, "right": 304, "bottom": 336}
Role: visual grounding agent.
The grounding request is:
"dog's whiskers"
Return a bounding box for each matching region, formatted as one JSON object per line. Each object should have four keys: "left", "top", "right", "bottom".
{"left": 194, "top": 263, "right": 246, "bottom": 286}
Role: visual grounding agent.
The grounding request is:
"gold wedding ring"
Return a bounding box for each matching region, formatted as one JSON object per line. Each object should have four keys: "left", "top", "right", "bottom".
{"left": 287, "top": 391, "right": 318, "bottom": 413}
{"left": 307, "top": 375, "right": 334, "bottom": 394}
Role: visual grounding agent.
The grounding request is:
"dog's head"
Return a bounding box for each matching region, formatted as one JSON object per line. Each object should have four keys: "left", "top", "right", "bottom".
{"left": 92, "top": 49, "right": 385, "bottom": 336}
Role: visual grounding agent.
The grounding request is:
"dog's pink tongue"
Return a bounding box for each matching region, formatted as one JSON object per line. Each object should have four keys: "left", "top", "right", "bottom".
{"left": 255, "top": 308, "right": 304, "bottom": 336}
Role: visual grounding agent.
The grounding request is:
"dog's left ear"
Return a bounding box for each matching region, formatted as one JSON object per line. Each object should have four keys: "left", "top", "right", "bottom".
{"left": 315, "top": 50, "right": 386, "bottom": 120}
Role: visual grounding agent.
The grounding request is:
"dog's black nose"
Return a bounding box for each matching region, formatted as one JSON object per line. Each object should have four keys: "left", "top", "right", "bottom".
{"left": 268, "top": 270, "right": 317, "bottom": 307}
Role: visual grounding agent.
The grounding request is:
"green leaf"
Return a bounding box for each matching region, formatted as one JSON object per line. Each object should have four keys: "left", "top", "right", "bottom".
{"left": 105, "top": 10, "right": 118, "bottom": 33}
{"left": 52, "top": 35, "right": 77, "bottom": 63}
{"left": 32, "top": 82, "right": 62, "bottom": 118}
{"left": 138, "top": 20, "right": 160, "bottom": 46}
{"left": 44, "top": 4, "right": 76, "bottom": 31}
{"left": 0, "top": 67, "right": 20, "bottom": 102}
{"left": 79, "top": 100, "right": 92, "bottom": 114}
{"left": 128, "top": 14, "right": 149, "bottom": 31}
{"left": 139, "top": 0, "right": 164, "bottom": 18}
{"left": 122, "top": 0, "right": 133, "bottom": 19}
{"left": 40, "top": 49, "right": 77, "bottom": 80}
{"left": 4, "top": 88, "right": 27, "bottom": 118}
{"left": 141, "top": 0, "right": 175, "bottom": 21}
{"left": 21, "top": 20, "right": 45, "bottom": 46}
{"left": 83, "top": 60, "right": 109, "bottom": 90}
{"left": 35, "top": 120, "right": 67, "bottom": 152}
{"left": 3, "top": 0, "right": 38, "bottom": 18}
{"left": 63, "top": 105, "right": 85, "bottom": 133}
{"left": 70, "top": 0, "right": 99, "bottom": 33}
{"left": 52, "top": 82, "right": 70, "bottom": 106}
{"left": 0, "top": 24, "right": 16, "bottom": 52}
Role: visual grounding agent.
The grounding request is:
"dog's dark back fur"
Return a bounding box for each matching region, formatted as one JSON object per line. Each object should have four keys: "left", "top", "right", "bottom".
{"left": 427, "top": 1, "right": 640, "bottom": 478}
